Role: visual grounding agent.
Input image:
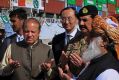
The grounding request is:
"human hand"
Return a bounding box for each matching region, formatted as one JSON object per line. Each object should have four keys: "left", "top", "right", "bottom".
{"left": 58, "top": 65, "right": 72, "bottom": 80}
{"left": 8, "top": 58, "right": 20, "bottom": 69}
{"left": 69, "top": 53, "right": 84, "bottom": 67}
{"left": 58, "top": 51, "right": 68, "bottom": 67}
{"left": 41, "top": 59, "right": 54, "bottom": 71}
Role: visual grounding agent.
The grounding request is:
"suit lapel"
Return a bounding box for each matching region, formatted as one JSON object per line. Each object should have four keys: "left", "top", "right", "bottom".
{"left": 60, "top": 33, "right": 65, "bottom": 48}
{"left": 70, "top": 30, "right": 82, "bottom": 43}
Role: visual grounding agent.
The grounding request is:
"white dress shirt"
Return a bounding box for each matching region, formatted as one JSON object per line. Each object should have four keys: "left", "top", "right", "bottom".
{"left": 16, "top": 35, "right": 24, "bottom": 42}
{"left": 96, "top": 69, "right": 119, "bottom": 80}
{"left": 65, "top": 28, "right": 78, "bottom": 45}
{"left": 71, "top": 69, "right": 119, "bottom": 80}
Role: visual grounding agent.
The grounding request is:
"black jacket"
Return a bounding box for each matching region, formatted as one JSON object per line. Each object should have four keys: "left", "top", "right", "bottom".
{"left": 78, "top": 53, "right": 119, "bottom": 80}
{"left": 0, "top": 34, "right": 17, "bottom": 61}
{"left": 52, "top": 30, "right": 82, "bottom": 65}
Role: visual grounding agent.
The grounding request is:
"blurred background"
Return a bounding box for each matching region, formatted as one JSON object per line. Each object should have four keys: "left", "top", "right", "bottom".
{"left": 0, "top": 0, "right": 119, "bottom": 44}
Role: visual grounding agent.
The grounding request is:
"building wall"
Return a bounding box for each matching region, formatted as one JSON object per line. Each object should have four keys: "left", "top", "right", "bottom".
{"left": 116, "top": 0, "right": 119, "bottom": 7}
{"left": 0, "top": 0, "right": 10, "bottom": 8}
{"left": 44, "top": 0, "right": 65, "bottom": 14}
{"left": 76, "top": 0, "right": 83, "bottom": 6}
{"left": 107, "top": 4, "right": 116, "bottom": 13}
{"left": 102, "top": 11, "right": 107, "bottom": 17}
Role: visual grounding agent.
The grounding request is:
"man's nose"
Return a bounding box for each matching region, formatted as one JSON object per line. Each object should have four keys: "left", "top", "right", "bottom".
{"left": 80, "top": 20, "right": 85, "bottom": 25}
{"left": 65, "top": 20, "right": 69, "bottom": 24}
{"left": 28, "top": 32, "right": 32, "bottom": 36}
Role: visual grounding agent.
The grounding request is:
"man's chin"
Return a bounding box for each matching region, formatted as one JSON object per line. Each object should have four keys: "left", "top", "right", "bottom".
{"left": 81, "top": 30, "right": 89, "bottom": 35}
{"left": 26, "top": 41, "right": 34, "bottom": 45}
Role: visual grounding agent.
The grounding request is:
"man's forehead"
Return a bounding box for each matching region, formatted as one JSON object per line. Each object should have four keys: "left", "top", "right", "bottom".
{"left": 11, "top": 15, "right": 19, "bottom": 18}
{"left": 62, "top": 9, "right": 75, "bottom": 16}
{"left": 31, "top": 23, "right": 34, "bottom": 26}
{"left": 10, "top": 16, "right": 17, "bottom": 19}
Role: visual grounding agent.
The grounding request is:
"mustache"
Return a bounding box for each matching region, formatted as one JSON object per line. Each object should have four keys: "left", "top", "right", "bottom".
{"left": 79, "top": 25, "right": 87, "bottom": 29}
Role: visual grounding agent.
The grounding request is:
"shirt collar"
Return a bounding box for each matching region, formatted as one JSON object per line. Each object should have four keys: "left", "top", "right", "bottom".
{"left": 16, "top": 34, "right": 24, "bottom": 42}
{"left": 65, "top": 28, "right": 78, "bottom": 39}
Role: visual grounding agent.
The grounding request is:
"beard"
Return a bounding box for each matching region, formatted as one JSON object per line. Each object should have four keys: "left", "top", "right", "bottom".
{"left": 81, "top": 37, "right": 103, "bottom": 63}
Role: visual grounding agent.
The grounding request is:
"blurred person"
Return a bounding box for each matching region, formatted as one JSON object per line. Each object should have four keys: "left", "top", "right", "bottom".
{"left": 0, "top": 23, "right": 5, "bottom": 46}
{"left": 104, "top": 16, "right": 119, "bottom": 27}
{"left": 104, "top": 16, "right": 119, "bottom": 59}
{"left": 0, "top": 18, "right": 53, "bottom": 80}
{"left": 0, "top": 8, "right": 27, "bottom": 61}
{"left": 51, "top": 7, "right": 82, "bottom": 79}
{"left": 92, "top": 14, "right": 119, "bottom": 60}
{"left": 107, "top": 16, "right": 119, "bottom": 25}
{"left": 58, "top": 5, "right": 119, "bottom": 80}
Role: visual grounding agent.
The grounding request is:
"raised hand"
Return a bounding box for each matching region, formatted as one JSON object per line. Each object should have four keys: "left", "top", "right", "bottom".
{"left": 58, "top": 51, "right": 69, "bottom": 67}
{"left": 41, "top": 59, "right": 54, "bottom": 71}
{"left": 69, "top": 53, "right": 84, "bottom": 67}
{"left": 8, "top": 58, "right": 20, "bottom": 69}
{"left": 58, "top": 64, "right": 72, "bottom": 80}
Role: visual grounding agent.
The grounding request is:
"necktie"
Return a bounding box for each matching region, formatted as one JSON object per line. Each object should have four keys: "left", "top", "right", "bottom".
{"left": 67, "top": 35, "right": 70, "bottom": 44}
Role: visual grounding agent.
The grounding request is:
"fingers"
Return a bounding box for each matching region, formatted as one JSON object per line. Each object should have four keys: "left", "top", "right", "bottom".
{"left": 11, "top": 61, "right": 20, "bottom": 68}
{"left": 8, "top": 58, "right": 20, "bottom": 68}
{"left": 58, "top": 51, "right": 69, "bottom": 67}
{"left": 58, "top": 67, "right": 65, "bottom": 79}
{"left": 58, "top": 67, "right": 64, "bottom": 77}
{"left": 69, "top": 53, "right": 83, "bottom": 66}
{"left": 8, "top": 58, "right": 14, "bottom": 64}
{"left": 58, "top": 67, "right": 72, "bottom": 80}
{"left": 41, "top": 63, "right": 51, "bottom": 71}
{"left": 61, "top": 51, "right": 68, "bottom": 59}
{"left": 46, "top": 58, "right": 54, "bottom": 64}
{"left": 64, "top": 64, "right": 69, "bottom": 71}
{"left": 41, "top": 58, "right": 55, "bottom": 71}
{"left": 50, "top": 59, "right": 54, "bottom": 63}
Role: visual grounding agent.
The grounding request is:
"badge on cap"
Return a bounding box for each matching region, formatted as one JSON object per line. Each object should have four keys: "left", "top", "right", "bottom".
{"left": 82, "top": 8, "right": 88, "bottom": 14}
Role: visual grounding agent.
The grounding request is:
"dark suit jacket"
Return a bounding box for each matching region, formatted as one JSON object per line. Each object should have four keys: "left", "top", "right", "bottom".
{"left": 0, "top": 34, "right": 17, "bottom": 61}
{"left": 52, "top": 30, "right": 82, "bottom": 65}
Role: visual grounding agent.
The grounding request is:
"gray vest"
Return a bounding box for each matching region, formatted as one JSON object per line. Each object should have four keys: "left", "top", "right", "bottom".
{"left": 11, "top": 40, "right": 52, "bottom": 80}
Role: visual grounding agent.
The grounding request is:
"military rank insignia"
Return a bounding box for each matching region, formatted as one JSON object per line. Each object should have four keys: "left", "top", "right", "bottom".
{"left": 82, "top": 8, "right": 88, "bottom": 14}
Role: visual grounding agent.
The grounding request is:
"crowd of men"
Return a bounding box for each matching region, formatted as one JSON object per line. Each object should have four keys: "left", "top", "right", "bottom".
{"left": 0, "top": 5, "right": 119, "bottom": 80}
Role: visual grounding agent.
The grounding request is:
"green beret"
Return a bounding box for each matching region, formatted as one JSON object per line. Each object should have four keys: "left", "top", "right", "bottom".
{"left": 78, "top": 5, "right": 98, "bottom": 17}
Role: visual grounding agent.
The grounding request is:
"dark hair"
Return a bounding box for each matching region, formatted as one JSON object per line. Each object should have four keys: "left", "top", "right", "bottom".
{"left": 0, "top": 29, "right": 5, "bottom": 34}
{"left": 60, "top": 7, "right": 78, "bottom": 18}
{"left": 9, "top": 8, "right": 27, "bottom": 20}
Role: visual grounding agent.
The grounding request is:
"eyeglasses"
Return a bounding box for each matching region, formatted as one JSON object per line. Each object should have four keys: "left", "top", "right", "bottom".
{"left": 61, "top": 17, "right": 73, "bottom": 22}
